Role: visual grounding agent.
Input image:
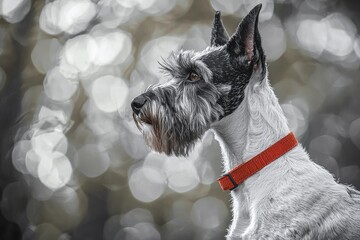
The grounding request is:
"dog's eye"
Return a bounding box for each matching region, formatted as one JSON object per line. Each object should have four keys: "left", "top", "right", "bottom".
{"left": 187, "top": 72, "right": 201, "bottom": 82}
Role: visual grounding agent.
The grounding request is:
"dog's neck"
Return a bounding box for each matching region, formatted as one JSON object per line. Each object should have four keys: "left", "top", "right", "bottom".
{"left": 211, "top": 76, "right": 292, "bottom": 237}
{"left": 212, "top": 77, "right": 290, "bottom": 172}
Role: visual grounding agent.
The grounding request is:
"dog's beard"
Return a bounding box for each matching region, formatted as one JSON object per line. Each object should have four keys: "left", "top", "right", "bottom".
{"left": 133, "top": 103, "right": 210, "bottom": 156}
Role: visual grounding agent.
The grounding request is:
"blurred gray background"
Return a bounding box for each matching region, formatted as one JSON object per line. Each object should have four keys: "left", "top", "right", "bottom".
{"left": 1, "top": 0, "right": 360, "bottom": 239}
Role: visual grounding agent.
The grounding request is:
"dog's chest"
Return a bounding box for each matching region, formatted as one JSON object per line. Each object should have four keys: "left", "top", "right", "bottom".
{"left": 228, "top": 160, "right": 360, "bottom": 240}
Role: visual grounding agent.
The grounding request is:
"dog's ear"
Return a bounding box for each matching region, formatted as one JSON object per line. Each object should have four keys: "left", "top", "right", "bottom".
{"left": 226, "top": 4, "right": 265, "bottom": 74}
{"left": 210, "top": 11, "right": 229, "bottom": 47}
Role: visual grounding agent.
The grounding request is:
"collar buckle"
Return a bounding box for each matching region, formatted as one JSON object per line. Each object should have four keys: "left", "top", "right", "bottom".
{"left": 224, "top": 173, "right": 238, "bottom": 191}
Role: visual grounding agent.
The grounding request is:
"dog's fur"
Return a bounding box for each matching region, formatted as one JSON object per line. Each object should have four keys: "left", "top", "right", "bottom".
{"left": 131, "top": 4, "right": 360, "bottom": 239}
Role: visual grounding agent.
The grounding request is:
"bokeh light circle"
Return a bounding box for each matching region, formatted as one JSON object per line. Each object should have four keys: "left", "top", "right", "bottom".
{"left": 163, "top": 157, "right": 199, "bottom": 193}
{"left": 121, "top": 208, "right": 154, "bottom": 227}
{"left": 77, "top": 144, "right": 111, "bottom": 178}
{"left": 0, "top": 0, "right": 31, "bottom": 23}
{"left": 12, "top": 140, "right": 31, "bottom": 174}
{"left": 61, "top": 34, "right": 98, "bottom": 77}
{"left": 31, "top": 38, "right": 62, "bottom": 74}
{"left": 133, "top": 222, "right": 161, "bottom": 240}
{"left": 91, "top": 29, "right": 133, "bottom": 66}
{"left": 91, "top": 75, "right": 129, "bottom": 113}
{"left": 37, "top": 151, "right": 73, "bottom": 190}
{"left": 114, "top": 227, "right": 141, "bottom": 240}
{"left": 39, "top": 0, "right": 97, "bottom": 35}
{"left": 31, "top": 131, "right": 68, "bottom": 154}
{"left": 128, "top": 166, "right": 165, "bottom": 203}
{"left": 44, "top": 67, "right": 79, "bottom": 102}
{"left": 191, "top": 197, "right": 228, "bottom": 229}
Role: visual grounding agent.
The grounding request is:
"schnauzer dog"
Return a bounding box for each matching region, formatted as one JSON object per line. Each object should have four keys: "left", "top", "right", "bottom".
{"left": 131, "top": 4, "right": 360, "bottom": 240}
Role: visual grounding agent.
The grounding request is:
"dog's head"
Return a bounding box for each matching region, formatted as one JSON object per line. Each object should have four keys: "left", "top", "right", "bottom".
{"left": 132, "top": 4, "right": 266, "bottom": 156}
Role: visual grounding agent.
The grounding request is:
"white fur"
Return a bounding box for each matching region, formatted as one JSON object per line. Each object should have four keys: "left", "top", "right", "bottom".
{"left": 211, "top": 74, "right": 360, "bottom": 239}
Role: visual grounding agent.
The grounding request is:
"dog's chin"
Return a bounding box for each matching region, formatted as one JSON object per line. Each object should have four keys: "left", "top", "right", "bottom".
{"left": 132, "top": 112, "right": 210, "bottom": 156}
{"left": 145, "top": 127, "right": 198, "bottom": 156}
{"left": 133, "top": 121, "right": 198, "bottom": 157}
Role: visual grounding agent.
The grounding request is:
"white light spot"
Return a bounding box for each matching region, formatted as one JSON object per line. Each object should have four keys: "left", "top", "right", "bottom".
{"left": 133, "top": 222, "right": 160, "bottom": 240}
{"left": 296, "top": 13, "right": 356, "bottom": 59}
{"left": 191, "top": 197, "right": 228, "bottom": 229}
{"left": 183, "top": 24, "right": 211, "bottom": 51}
{"left": 91, "top": 75, "right": 129, "bottom": 113}
{"left": 77, "top": 144, "right": 111, "bottom": 178}
{"left": 0, "top": 0, "right": 31, "bottom": 23}
{"left": 82, "top": 100, "right": 116, "bottom": 135}
{"left": 39, "top": 0, "right": 97, "bottom": 35}
{"left": 128, "top": 166, "right": 165, "bottom": 203}
{"left": 114, "top": 227, "right": 141, "bottom": 240}
{"left": 51, "top": 187, "right": 79, "bottom": 215}
{"left": 27, "top": 177, "right": 54, "bottom": 201}
{"left": 91, "top": 29, "right": 132, "bottom": 66}
{"left": 25, "top": 149, "right": 42, "bottom": 177}
{"left": 325, "top": 13, "right": 356, "bottom": 57}
{"left": 39, "top": 1, "right": 62, "bottom": 35}
{"left": 309, "top": 135, "right": 342, "bottom": 159}
{"left": 104, "top": 215, "right": 122, "bottom": 240}
{"left": 121, "top": 208, "right": 154, "bottom": 227}
{"left": 260, "top": 19, "right": 286, "bottom": 61}
{"left": 31, "top": 38, "right": 62, "bottom": 74}
{"left": 198, "top": 162, "right": 216, "bottom": 185}
{"left": 58, "top": 0, "right": 97, "bottom": 34}
{"left": 281, "top": 103, "right": 308, "bottom": 137}
{"left": 97, "top": 1, "right": 134, "bottom": 28}
{"left": 60, "top": 34, "right": 98, "bottom": 77}
{"left": 37, "top": 152, "right": 73, "bottom": 190}
{"left": 143, "top": 152, "right": 167, "bottom": 175}
{"left": 44, "top": 67, "right": 79, "bottom": 102}
{"left": 140, "top": 37, "right": 184, "bottom": 76}
{"left": 119, "top": 131, "right": 150, "bottom": 160}
{"left": 31, "top": 131, "right": 68, "bottom": 155}
{"left": 326, "top": 28, "right": 353, "bottom": 57}
{"left": 38, "top": 106, "right": 68, "bottom": 125}
{"left": 163, "top": 157, "right": 199, "bottom": 193}
{"left": 12, "top": 140, "right": 31, "bottom": 174}
{"left": 21, "top": 85, "right": 44, "bottom": 113}
{"left": 297, "top": 19, "right": 327, "bottom": 57}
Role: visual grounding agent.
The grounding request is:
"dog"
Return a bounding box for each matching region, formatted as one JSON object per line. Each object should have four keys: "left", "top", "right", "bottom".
{"left": 131, "top": 4, "right": 360, "bottom": 239}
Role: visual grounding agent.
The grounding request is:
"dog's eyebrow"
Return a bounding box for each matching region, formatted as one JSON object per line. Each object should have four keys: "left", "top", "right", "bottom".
{"left": 159, "top": 51, "right": 196, "bottom": 74}
{"left": 159, "top": 50, "right": 212, "bottom": 82}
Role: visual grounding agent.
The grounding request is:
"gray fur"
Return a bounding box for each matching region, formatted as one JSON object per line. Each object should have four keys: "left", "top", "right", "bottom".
{"left": 131, "top": 4, "right": 360, "bottom": 239}
{"left": 133, "top": 50, "right": 224, "bottom": 156}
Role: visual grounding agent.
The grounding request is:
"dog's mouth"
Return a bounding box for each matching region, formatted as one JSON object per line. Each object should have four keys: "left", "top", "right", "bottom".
{"left": 132, "top": 112, "right": 152, "bottom": 131}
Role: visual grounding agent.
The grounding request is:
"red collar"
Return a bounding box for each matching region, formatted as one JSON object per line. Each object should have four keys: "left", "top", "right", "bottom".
{"left": 218, "top": 132, "right": 298, "bottom": 191}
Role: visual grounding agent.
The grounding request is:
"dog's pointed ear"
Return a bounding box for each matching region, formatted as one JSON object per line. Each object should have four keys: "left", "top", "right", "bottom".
{"left": 226, "top": 4, "right": 265, "bottom": 73}
{"left": 210, "top": 11, "right": 229, "bottom": 47}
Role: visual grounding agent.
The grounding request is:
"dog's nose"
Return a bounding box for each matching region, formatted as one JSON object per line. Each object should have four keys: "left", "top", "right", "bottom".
{"left": 131, "top": 95, "right": 147, "bottom": 115}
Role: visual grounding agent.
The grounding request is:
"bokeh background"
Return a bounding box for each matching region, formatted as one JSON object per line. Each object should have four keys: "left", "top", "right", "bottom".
{"left": 1, "top": 0, "right": 360, "bottom": 239}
